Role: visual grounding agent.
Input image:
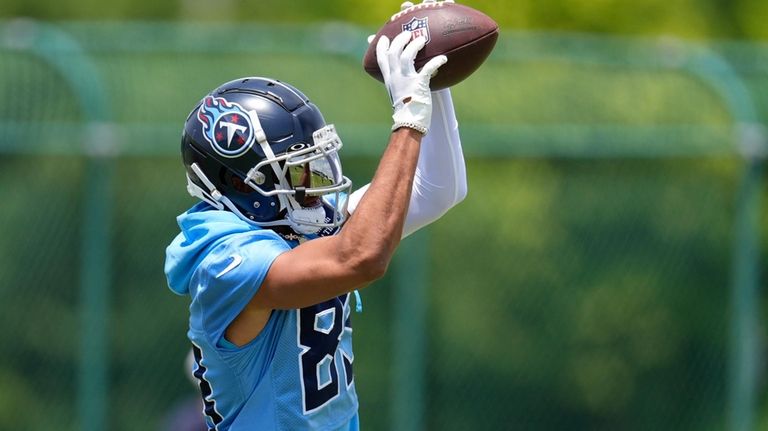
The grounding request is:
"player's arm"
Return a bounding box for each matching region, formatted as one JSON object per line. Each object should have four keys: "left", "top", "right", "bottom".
{"left": 258, "top": 126, "right": 422, "bottom": 306}
{"left": 347, "top": 88, "right": 467, "bottom": 238}
{"left": 225, "top": 32, "right": 447, "bottom": 345}
{"left": 350, "top": 1, "right": 468, "bottom": 238}
{"left": 257, "top": 32, "right": 447, "bottom": 308}
{"left": 403, "top": 88, "right": 467, "bottom": 236}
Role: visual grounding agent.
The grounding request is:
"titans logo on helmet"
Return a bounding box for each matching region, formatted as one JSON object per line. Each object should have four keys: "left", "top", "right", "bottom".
{"left": 402, "top": 17, "right": 430, "bottom": 44}
{"left": 197, "top": 96, "right": 256, "bottom": 158}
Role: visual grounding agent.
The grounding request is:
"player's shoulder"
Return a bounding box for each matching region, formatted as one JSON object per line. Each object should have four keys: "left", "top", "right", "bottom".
{"left": 200, "top": 226, "right": 290, "bottom": 279}
{"left": 178, "top": 203, "right": 293, "bottom": 280}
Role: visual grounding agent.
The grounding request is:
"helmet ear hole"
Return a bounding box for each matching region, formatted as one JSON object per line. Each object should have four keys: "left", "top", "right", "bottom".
{"left": 230, "top": 175, "right": 252, "bottom": 194}
{"left": 219, "top": 170, "right": 255, "bottom": 194}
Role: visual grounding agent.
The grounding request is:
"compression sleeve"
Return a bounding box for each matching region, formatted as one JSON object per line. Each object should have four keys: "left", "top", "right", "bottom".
{"left": 347, "top": 88, "right": 467, "bottom": 237}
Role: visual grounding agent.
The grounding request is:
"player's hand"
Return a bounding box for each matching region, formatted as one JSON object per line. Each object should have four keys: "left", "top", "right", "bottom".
{"left": 376, "top": 31, "right": 447, "bottom": 135}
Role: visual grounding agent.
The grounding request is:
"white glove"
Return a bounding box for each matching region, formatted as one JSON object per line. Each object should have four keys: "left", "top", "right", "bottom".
{"left": 376, "top": 31, "right": 448, "bottom": 135}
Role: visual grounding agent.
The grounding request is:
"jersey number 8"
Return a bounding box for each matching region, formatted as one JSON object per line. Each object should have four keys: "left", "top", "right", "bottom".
{"left": 298, "top": 295, "right": 354, "bottom": 413}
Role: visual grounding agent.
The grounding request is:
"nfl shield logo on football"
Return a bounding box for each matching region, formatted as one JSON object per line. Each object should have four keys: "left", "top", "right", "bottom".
{"left": 402, "top": 17, "right": 430, "bottom": 44}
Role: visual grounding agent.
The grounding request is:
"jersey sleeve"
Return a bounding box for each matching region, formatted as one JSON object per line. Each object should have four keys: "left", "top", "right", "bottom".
{"left": 189, "top": 229, "right": 291, "bottom": 346}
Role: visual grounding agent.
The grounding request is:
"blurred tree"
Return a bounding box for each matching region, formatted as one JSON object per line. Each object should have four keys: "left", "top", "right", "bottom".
{"left": 2, "top": 0, "right": 768, "bottom": 40}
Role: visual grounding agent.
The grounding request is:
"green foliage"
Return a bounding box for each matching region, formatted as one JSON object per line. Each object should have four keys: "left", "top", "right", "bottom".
{"left": 2, "top": 0, "right": 768, "bottom": 40}
{"left": 429, "top": 158, "right": 737, "bottom": 430}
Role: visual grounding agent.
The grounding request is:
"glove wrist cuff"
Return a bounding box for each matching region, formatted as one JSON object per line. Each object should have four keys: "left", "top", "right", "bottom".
{"left": 392, "top": 121, "right": 428, "bottom": 135}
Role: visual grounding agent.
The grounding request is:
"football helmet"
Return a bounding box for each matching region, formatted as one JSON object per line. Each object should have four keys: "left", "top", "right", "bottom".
{"left": 181, "top": 77, "right": 352, "bottom": 235}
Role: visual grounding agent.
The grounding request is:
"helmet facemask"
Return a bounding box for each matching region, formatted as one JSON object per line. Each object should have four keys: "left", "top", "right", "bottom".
{"left": 244, "top": 124, "right": 352, "bottom": 234}
{"left": 187, "top": 124, "right": 352, "bottom": 235}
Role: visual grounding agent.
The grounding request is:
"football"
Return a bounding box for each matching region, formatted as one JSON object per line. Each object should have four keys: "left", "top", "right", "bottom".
{"left": 363, "top": 1, "right": 499, "bottom": 90}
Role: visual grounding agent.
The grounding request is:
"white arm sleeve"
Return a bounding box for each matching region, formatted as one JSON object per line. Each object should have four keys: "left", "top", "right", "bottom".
{"left": 347, "top": 88, "right": 467, "bottom": 238}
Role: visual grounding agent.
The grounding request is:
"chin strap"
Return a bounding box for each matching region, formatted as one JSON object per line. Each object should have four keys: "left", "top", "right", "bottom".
{"left": 187, "top": 163, "right": 225, "bottom": 210}
{"left": 288, "top": 206, "right": 326, "bottom": 235}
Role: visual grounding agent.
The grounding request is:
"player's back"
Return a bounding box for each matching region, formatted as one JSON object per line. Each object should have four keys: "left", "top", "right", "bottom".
{"left": 166, "top": 203, "right": 359, "bottom": 430}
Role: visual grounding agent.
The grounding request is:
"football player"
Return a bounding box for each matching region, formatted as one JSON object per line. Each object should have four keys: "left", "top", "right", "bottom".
{"left": 164, "top": 25, "right": 466, "bottom": 430}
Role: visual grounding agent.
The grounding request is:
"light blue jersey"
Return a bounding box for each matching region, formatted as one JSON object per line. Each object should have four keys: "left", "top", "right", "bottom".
{"left": 165, "top": 203, "right": 359, "bottom": 431}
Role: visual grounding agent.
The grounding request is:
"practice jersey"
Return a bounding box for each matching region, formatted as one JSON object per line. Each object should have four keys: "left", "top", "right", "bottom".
{"left": 165, "top": 203, "right": 359, "bottom": 431}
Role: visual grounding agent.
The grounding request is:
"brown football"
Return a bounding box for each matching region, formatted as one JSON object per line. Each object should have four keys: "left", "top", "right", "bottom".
{"left": 363, "top": 1, "right": 499, "bottom": 90}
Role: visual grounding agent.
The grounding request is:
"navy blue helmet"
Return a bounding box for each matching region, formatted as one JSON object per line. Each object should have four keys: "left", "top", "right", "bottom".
{"left": 181, "top": 77, "right": 352, "bottom": 234}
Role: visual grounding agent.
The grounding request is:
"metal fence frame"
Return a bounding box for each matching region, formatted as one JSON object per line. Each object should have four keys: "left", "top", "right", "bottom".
{"left": 1, "top": 20, "right": 764, "bottom": 431}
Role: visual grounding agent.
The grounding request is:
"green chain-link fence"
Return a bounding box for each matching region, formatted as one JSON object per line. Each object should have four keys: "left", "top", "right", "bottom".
{"left": 1, "top": 20, "right": 766, "bottom": 431}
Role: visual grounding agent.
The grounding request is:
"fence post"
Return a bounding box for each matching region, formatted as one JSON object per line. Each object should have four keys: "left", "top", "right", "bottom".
{"left": 728, "top": 157, "right": 765, "bottom": 431}
{"left": 391, "top": 230, "right": 429, "bottom": 431}
{"left": 78, "top": 125, "right": 116, "bottom": 431}
{"left": 8, "top": 20, "right": 115, "bottom": 431}
{"left": 682, "top": 48, "right": 766, "bottom": 431}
